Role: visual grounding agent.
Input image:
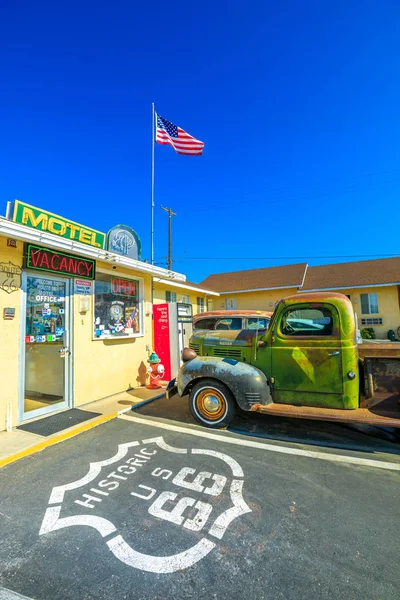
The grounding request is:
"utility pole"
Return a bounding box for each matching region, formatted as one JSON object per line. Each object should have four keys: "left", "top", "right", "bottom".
{"left": 161, "top": 206, "right": 177, "bottom": 271}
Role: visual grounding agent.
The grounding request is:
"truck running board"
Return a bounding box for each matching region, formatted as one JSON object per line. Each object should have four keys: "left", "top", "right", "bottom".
{"left": 251, "top": 398, "right": 400, "bottom": 428}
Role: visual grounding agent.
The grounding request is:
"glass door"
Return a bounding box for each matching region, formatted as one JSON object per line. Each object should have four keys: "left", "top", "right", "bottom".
{"left": 21, "top": 273, "right": 71, "bottom": 421}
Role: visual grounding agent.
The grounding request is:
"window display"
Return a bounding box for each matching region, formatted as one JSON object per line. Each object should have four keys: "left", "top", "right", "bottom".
{"left": 25, "top": 277, "right": 66, "bottom": 343}
{"left": 94, "top": 273, "right": 141, "bottom": 339}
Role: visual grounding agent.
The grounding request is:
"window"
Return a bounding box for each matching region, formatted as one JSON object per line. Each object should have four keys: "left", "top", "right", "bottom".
{"left": 197, "top": 297, "right": 205, "bottom": 313}
{"left": 361, "top": 317, "right": 383, "bottom": 325}
{"left": 94, "top": 273, "right": 142, "bottom": 339}
{"left": 194, "top": 318, "right": 218, "bottom": 330}
{"left": 247, "top": 317, "right": 270, "bottom": 330}
{"left": 215, "top": 318, "right": 242, "bottom": 330}
{"left": 181, "top": 294, "right": 190, "bottom": 304}
{"left": 225, "top": 299, "right": 237, "bottom": 309}
{"left": 280, "top": 306, "right": 334, "bottom": 337}
{"left": 166, "top": 290, "right": 177, "bottom": 303}
{"left": 360, "top": 293, "right": 379, "bottom": 314}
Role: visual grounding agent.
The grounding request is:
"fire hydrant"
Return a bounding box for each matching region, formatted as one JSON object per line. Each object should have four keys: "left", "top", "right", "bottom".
{"left": 146, "top": 351, "right": 165, "bottom": 390}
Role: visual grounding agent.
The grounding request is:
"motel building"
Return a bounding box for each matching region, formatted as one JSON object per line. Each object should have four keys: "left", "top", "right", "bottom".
{"left": 0, "top": 201, "right": 217, "bottom": 433}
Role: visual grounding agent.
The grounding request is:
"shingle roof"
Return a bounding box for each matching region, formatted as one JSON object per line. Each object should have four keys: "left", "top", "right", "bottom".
{"left": 301, "top": 257, "right": 400, "bottom": 290}
{"left": 198, "top": 256, "right": 400, "bottom": 294}
{"left": 199, "top": 263, "right": 308, "bottom": 293}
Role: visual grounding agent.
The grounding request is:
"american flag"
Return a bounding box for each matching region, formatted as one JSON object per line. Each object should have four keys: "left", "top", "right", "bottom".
{"left": 156, "top": 114, "right": 204, "bottom": 155}
{"left": 126, "top": 308, "right": 136, "bottom": 329}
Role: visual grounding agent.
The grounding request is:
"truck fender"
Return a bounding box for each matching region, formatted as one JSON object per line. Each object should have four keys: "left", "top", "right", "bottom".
{"left": 176, "top": 356, "right": 272, "bottom": 411}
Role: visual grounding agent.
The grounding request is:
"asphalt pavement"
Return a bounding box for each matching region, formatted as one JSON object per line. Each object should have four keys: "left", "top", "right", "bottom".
{"left": 0, "top": 411, "right": 399, "bottom": 600}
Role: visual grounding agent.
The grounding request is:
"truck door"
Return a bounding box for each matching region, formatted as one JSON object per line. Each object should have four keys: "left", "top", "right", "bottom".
{"left": 270, "top": 303, "right": 344, "bottom": 408}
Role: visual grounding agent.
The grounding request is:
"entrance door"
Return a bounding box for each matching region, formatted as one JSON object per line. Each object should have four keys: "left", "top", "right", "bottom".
{"left": 21, "top": 273, "right": 71, "bottom": 421}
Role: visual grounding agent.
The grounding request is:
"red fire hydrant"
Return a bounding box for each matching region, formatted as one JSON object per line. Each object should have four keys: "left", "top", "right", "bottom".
{"left": 146, "top": 351, "right": 165, "bottom": 390}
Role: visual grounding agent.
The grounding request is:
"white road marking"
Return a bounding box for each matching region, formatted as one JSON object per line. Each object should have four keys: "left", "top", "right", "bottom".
{"left": 49, "top": 441, "right": 140, "bottom": 504}
{"left": 143, "top": 436, "right": 187, "bottom": 454}
{"left": 192, "top": 448, "right": 244, "bottom": 477}
{"left": 107, "top": 535, "right": 216, "bottom": 574}
{"left": 39, "top": 506, "right": 117, "bottom": 537}
{"left": 119, "top": 414, "right": 400, "bottom": 473}
{"left": 209, "top": 479, "right": 252, "bottom": 540}
{"left": 39, "top": 434, "right": 252, "bottom": 574}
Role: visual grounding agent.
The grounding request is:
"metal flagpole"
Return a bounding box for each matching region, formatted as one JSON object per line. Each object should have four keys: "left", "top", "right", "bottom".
{"left": 151, "top": 103, "right": 155, "bottom": 265}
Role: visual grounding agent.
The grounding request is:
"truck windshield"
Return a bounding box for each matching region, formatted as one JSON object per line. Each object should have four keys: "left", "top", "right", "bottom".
{"left": 247, "top": 318, "right": 270, "bottom": 330}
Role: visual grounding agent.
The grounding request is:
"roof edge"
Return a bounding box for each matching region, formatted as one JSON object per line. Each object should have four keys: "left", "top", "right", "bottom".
{"left": 218, "top": 284, "right": 301, "bottom": 295}
{"left": 299, "top": 282, "right": 400, "bottom": 292}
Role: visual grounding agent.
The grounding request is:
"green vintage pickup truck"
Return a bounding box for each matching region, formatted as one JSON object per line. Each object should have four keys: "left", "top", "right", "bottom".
{"left": 167, "top": 292, "right": 400, "bottom": 429}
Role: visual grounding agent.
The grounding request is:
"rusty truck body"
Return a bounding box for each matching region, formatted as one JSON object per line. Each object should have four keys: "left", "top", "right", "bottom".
{"left": 167, "top": 292, "right": 400, "bottom": 429}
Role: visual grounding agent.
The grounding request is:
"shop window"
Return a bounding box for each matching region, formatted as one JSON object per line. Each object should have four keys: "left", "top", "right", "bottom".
{"left": 166, "top": 290, "right": 177, "bottom": 303}
{"left": 94, "top": 273, "right": 142, "bottom": 339}
{"left": 360, "top": 293, "right": 379, "bottom": 315}
{"left": 197, "top": 297, "right": 205, "bottom": 313}
{"left": 181, "top": 294, "right": 190, "bottom": 304}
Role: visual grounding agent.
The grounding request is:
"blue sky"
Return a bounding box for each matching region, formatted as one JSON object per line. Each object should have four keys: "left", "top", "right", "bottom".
{"left": 1, "top": 1, "right": 400, "bottom": 283}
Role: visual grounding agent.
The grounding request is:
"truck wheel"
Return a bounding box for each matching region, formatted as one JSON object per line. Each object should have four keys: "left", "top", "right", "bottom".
{"left": 189, "top": 379, "right": 236, "bottom": 428}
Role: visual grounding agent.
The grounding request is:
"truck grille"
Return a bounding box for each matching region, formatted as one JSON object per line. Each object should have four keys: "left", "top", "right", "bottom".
{"left": 189, "top": 342, "right": 200, "bottom": 353}
{"left": 213, "top": 348, "right": 242, "bottom": 359}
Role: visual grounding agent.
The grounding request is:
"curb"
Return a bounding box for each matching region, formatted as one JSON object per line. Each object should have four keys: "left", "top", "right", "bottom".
{"left": 0, "top": 412, "right": 118, "bottom": 470}
{"left": 129, "top": 390, "right": 166, "bottom": 411}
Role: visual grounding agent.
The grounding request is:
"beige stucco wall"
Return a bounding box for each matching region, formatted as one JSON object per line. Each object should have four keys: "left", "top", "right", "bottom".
{"left": 215, "top": 288, "right": 297, "bottom": 312}
{"left": 152, "top": 283, "right": 210, "bottom": 317}
{"left": 0, "top": 237, "right": 23, "bottom": 432}
{"left": 324, "top": 285, "right": 400, "bottom": 340}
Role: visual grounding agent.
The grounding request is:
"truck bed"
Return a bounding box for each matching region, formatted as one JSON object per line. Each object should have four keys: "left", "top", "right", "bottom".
{"left": 358, "top": 342, "right": 400, "bottom": 359}
{"left": 251, "top": 394, "right": 400, "bottom": 428}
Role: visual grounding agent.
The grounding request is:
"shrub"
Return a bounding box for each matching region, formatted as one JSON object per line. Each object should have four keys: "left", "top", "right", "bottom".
{"left": 361, "top": 327, "right": 376, "bottom": 340}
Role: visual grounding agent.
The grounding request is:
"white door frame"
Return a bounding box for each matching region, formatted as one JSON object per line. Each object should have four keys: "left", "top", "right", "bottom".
{"left": 19, "top": 271, "right": 73, "bottom": 423}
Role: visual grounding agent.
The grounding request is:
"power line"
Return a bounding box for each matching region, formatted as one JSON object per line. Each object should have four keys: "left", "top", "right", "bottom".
{"left": 154, "top": 253, "right": 400, "bottom": 262}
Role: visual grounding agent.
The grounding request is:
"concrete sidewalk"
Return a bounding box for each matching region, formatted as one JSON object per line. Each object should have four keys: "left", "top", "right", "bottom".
{"left": 0, "top": 386, "right": 165, "bottom": 468}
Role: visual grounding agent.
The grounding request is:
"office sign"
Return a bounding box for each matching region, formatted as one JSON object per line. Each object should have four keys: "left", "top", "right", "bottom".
{"left": 25, "top": 245, "right": 96, "bottom": 280}
{"left": 12, "top": 201, "right": 106, "bottom": 249}
{"left": 107, "top": 225, "right": 142, "bottom": 260}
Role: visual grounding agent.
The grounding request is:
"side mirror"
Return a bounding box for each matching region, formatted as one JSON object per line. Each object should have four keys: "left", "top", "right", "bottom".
{"left": 257, "top": 340, "right": 267, "bottom": 348}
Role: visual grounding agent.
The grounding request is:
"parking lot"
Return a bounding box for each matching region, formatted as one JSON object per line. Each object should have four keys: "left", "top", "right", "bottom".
{"left": 1, "top": 406, "right": 399, "bottom": 600}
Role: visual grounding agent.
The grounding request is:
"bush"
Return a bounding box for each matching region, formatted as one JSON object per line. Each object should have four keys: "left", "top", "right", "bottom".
{"left": 361, "top": 327, "right": 376, "bottom": 340}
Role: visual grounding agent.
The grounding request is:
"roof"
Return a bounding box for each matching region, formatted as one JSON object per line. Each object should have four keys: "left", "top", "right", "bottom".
{"left": 153, "top": 277, "right": 219, "bottom": 296}
{"left": 301, "top": 257, "right": 400, "bottom": 291}
{"left": 199, "top": 263, "right": 307, "bottom": 293}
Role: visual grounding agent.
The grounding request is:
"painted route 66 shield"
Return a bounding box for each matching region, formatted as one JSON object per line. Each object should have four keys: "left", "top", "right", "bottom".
{"left": 39, "top": 436, "right": 252, "bottom": 574}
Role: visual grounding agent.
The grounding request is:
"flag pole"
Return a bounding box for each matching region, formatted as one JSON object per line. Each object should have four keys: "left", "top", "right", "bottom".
{"left": 151, "top": 102, "right": 155, "bottom": 265}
